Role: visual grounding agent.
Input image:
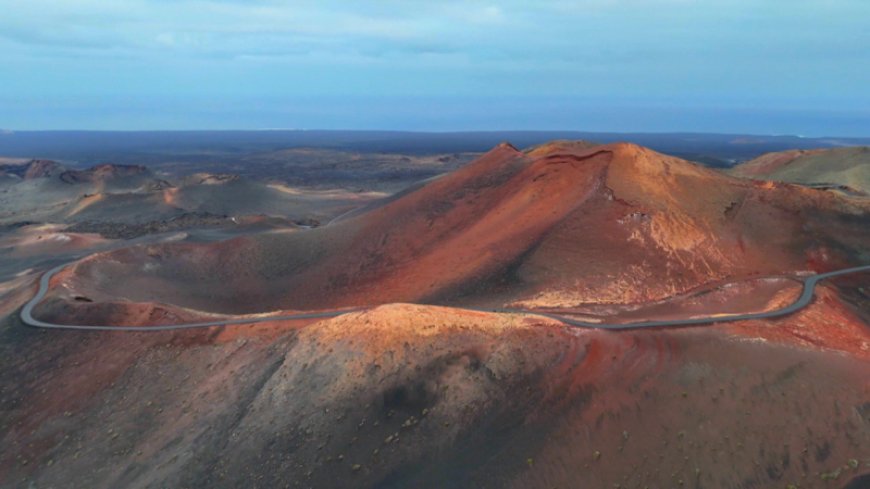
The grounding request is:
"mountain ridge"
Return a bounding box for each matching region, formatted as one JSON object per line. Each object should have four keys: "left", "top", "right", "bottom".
{"left": 35, "top": 140, "right": 869, "bottom": 321}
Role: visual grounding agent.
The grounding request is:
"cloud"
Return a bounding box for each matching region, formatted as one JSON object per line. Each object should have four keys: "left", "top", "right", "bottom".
{"left": 0, "top": 1, "right": 516, "bottom": 56}
{"left": 1, "top": 0, "right": 865, "bottom": 63}
{"left": 0, "top": 0, "right": 867, "bottom": 131}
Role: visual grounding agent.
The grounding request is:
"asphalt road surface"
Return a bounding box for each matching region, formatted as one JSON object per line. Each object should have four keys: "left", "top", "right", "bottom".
{"left": 19, "top": 261, "right": 870, "bottom": 332}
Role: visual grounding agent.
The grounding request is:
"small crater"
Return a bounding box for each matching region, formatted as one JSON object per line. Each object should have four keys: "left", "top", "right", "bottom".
{"left": 382, "top": 381, "right": 433, "bottom": 415}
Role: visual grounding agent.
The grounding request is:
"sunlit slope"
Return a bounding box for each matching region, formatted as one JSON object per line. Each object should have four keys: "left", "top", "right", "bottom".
{"left": 51, "top": 141, "right": 870, "bottom": 315}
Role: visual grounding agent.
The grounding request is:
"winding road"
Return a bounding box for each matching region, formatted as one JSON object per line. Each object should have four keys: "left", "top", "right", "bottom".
{"left": 19, "top": 260, "right": 870, "bottom": 332}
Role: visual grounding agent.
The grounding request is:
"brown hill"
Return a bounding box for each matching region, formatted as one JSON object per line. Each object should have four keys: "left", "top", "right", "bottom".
{"left": 731, "top": 146, "right": 870, "bottom": 194}
{"left": 4, "top": 300, "right": 869, "bottom": 488}
{"left": 0, "top": 160, "right": 151, "bottom": 185}
{"left": 24, "top": 160, "right": 64, "bottom": 179}
{"left": 58, "top": 163, "right": 150, "bottom": 185}
{"left": 0, "top": 159, "right": 64, "bottom": 179}
{"left": 40, "top": 141, "right": 870, "bottom": 318}
{"left": 0, "top": 162, "right": 174, "bottom": 225}
{"left": 7, "top": 141, "right": 870, "bottom": 489}
{"left": 0, "top": 160, "right": 381, "bottom": 228}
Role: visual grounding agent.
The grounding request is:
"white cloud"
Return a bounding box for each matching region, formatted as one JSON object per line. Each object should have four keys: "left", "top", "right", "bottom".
{"left": 155, "top": 32, "right": 176, "bottom": 47}
{"left": 0, "top": 0, "right": 865, "bottom": 62}
{"left": 0, "top": 0, "right": 867, "bottom": 114}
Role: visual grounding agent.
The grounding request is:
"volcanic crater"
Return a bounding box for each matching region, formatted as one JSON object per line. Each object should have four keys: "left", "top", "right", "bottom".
{"left": 5, "top": 140, "right": 870, "bottom": 489}
{"left": 34, "top": 141, "right": 870, "bottom": 325}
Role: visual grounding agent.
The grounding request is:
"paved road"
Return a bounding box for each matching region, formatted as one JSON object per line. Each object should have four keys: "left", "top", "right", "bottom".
{"left": 19, "top": 261, "right": 870, "bottom": 332}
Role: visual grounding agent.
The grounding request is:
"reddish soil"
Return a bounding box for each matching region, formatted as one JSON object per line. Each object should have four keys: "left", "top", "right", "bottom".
{"left": 2, "top": 301, "right": 868, "bottom": 488}
{"left": 0, "top": 225, "right": 109, "bottom": 258}
{"left": 728, "top": 283, "right": 870, "bottom": 359}
{"left": 524, "top": 276, "right": 804, "bottom": 324}
{"left": 5, "top": 140, "right": 869, "bottom": 488}
{"left": 45, "top": 142, "right": 870, "bottom": 318}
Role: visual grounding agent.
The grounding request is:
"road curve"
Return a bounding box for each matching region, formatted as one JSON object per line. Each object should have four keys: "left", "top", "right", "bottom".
{"left": 19, "top": 261, "right": 870, "bottom": 332}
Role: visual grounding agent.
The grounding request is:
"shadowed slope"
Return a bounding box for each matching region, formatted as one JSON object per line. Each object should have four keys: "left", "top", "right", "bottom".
{"left": 4, "top": 302, "right": 870, "bottom": 488}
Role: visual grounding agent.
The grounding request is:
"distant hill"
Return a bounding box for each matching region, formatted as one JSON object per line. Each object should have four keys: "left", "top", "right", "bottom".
{"left": 731, "top": 146, "right": 870, "bottom": 195}
{"left": 0, "top": 159, "right": 64, "bottom": 179}
{"left": 0, "top": 160, "right": 382, "bottom": 227}
{"left": 2, "top": 130, "right": 869, "bottom": 167}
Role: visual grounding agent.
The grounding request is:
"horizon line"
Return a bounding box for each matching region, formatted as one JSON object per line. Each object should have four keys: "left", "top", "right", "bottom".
{"left": 2, "top": 128, "right": 867, "bottom": 140}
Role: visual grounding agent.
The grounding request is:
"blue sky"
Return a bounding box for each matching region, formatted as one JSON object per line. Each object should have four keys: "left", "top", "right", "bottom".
{"left": 1, "top": 0, "right": 868, "bottom": 135}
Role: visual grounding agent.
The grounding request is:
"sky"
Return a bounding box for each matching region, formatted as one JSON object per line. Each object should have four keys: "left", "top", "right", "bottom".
{"left": 1, "top": 0, "right": 868, "bottom": 135}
